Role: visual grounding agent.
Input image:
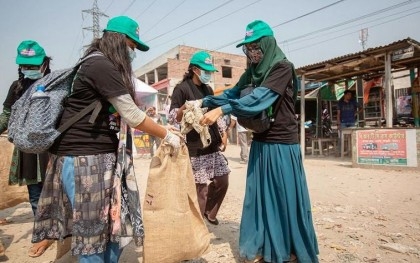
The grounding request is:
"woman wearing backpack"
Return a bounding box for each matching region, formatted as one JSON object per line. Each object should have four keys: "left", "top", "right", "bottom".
{"left": 0, "top": 40, "right": 54, "bottom": 257}
{"left": 31, "top": 16, "right": 180, "bottom": 263}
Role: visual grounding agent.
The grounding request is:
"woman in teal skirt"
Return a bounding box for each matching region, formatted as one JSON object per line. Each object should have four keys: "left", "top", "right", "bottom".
{"left": 198, "top": 20, "right": 319, "bottom": 263}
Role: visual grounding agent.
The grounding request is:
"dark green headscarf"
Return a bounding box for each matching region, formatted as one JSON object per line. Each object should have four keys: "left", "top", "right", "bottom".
{"left": 236, "top": 35, "right": 298, "bottom": 102}
{"left": 237, "top": 36, "right": 287, "bottom": 87}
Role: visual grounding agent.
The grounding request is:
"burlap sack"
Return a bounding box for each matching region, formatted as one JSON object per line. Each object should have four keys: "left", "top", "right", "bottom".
{"left": 0, "top": 135, "right": 28, "bottom": 210}
{"left": 143, "top": 144, "right": 210, "bottom": 263}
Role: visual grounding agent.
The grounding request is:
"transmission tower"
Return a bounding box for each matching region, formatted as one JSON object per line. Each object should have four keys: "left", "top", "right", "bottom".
{"left": 82, "top": 0, "right": 108, "bottom": 39}
{"left": 359, "top": 28, "right": 368, "bottom": 51}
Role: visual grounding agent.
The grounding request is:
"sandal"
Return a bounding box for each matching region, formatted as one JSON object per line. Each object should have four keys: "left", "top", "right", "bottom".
{"left": 28, "top": 239, "right": 54, "bottom": 258}
{"left": 204, "top": 213, "right": 219, "bottom": 225}
{"left": 244, "top": 255, "right": 264, "bottom": 263}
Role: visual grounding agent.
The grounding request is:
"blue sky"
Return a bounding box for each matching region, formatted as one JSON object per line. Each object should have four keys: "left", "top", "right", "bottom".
{"left": 1, "top": 0, "right": 419, "bottom": 106}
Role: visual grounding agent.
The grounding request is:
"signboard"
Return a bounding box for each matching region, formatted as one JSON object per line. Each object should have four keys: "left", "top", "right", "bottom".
{"left": 133, "top": 130, "right": 151, "bottom": 156}
{"left": 392, "top": 45, "right": 414, "bottom": 61}
{"left": 356, "top": 129, "right": 417, "bottom": 167}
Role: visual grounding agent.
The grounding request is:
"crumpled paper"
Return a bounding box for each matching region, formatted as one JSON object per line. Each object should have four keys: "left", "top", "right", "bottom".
{"left": 181, "top": 100, "right": 211, "bottom": 148}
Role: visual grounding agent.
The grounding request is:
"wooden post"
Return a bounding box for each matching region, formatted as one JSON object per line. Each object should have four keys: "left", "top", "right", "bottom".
{"left": 300, "top": 75, "right": 306, "bottom": 160}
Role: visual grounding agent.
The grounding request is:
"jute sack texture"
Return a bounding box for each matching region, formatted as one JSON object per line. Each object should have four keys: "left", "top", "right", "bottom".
{"left": 0, "top": 136, "right": 28, "bottom": 210}
{"left": 143, "top": 143, "right": 210, "bottom": 263}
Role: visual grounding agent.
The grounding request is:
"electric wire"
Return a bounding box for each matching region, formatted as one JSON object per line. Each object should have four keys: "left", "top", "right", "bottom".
{"left": 142, "top": 0, "right": 187, "bottom": 36}
{"left": 121, "top": 0, "right": 137, "bottom": 15}
{"left": 288, "top": 9, "right": 420, "bottom": 55}
{"left": 146, "top": 0, "right": 235, "bottom": 42}
{"left": 212, "top": 0, "right": 347, "bottom": 51}
{"left": 150, "top": 0, "right": 263, "bottom": 49}
{"left": 282, "top": 0, "right": 420, "bottom": 44}
{"left": 104, "top": 0, "right": 115, "bottom": 12}
{"left": 283, "top": 5, "right": 420, "bottom": 47}
{"left": 135, "top": 0, "right": 159, "bottom": 19}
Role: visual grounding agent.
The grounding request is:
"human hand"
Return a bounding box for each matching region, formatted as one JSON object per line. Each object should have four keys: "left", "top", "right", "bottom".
{"left": 199, "top": 107, "right": 223, "bottom": 126}
{"left": 163, "top": 130, "right": 181, "bottom": 150}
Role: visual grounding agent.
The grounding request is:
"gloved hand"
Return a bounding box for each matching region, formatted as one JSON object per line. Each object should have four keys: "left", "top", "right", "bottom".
{"left": 187, "top": 99, "right": 203, "bottom": 108}
{"left": 163, "top": 129, "right": 181, "bottom": 150}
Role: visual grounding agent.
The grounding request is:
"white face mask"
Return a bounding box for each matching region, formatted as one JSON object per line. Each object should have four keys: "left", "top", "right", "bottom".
{"left": 195, "top": 70, "right": 211, "bottom": 84}
{"left": 22, "top": 69, "right": 43, "bottom": 80}
{"left": 128, "top": 47, "right": 136, "bottom": 62}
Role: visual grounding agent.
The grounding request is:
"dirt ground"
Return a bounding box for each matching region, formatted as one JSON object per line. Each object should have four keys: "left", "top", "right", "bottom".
{"left": 0, "top": 143, "right": 419, "bottom": 263}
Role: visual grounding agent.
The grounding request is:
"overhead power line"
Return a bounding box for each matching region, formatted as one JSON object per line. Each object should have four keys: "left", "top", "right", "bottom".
{"left": 120, "top": 0, "right": 137, "bottom": 15}
{"left": 142, "top": 0, "right": 188, "bottom": 36}
{"left": 213, "top": 0, "right": 347, "bottom": 51}
{"left": 280, "top": 0, "right": 419, "bottom": 45}
{"left": 151, "top": 0, "right": 262, "bottom": 49}
{"left": 283, "top": 6, "right": 420, "bottom": 47}
{"left": 287, "top": 9, "right": 420, "bottom": 55}
{"left": 135, "top": 0, "right": 158, "bottom": 20}
{"left": 146, "top": 0, "right": 235, "bottom": 42}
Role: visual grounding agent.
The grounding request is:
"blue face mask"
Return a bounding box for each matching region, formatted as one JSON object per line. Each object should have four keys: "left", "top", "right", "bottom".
{"left": 198, "top": 70, "right": 211, "bottom": 84}
{"left": 22, "top": 69, "right": 43, "bottom": 80}
{"left": 128, "top": 47, "right": 136, "bottom": 63}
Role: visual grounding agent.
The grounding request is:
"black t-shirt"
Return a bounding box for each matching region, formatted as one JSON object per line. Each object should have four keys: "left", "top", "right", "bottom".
{"left": 170, "top": 79, "right": 222, "bottom": 157}
{"left": 50, "top": 55, "right": 129, "bottom": 156}
{"left": 252, "top": 62, "right": 299, "bottom": 144}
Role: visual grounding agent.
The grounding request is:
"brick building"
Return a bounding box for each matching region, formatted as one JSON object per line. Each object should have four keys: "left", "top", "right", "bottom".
{"left": 134, "top": 45, "right": 247, "bottom": 116}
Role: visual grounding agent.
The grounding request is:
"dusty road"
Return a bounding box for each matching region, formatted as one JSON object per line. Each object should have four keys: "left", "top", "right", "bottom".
{"left": 1, "top": 143, "right": 419, "bottom": 263}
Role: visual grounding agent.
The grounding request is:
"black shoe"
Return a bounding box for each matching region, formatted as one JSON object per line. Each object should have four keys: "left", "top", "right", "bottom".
{"left": 204, "top": 213, "right": 219, "bottom": 225}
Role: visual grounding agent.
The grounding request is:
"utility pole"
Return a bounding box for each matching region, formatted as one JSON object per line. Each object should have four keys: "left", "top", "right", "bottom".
{"left": 82, "top": 0, "right": 108, "bottom": 39}
{"left": 359, "top": 28, "right": 368, "bottom": 51}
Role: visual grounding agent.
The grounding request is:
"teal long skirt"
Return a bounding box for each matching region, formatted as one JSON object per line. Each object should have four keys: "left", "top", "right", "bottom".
{"left": 239, "top": 141, "right": 319, "bottom": 263}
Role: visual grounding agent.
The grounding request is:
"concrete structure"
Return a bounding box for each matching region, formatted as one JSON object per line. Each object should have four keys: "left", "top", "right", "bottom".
{"left": 134, "top": 45, "right": 247, "bottom": 114}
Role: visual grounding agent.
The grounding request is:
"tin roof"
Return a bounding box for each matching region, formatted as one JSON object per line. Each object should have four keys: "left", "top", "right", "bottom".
{"left": 296, "top": 38, "right": 420, "bottom": 82}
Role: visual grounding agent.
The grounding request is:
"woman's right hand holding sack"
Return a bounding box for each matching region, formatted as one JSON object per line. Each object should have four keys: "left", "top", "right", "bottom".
{"left": 163, "top": 129, "right": 181, "bottom": 150}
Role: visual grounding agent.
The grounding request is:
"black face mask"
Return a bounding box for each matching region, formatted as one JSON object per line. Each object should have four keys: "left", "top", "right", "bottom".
{"left": 242, "top": 45, "right": 264, "bottom": 64}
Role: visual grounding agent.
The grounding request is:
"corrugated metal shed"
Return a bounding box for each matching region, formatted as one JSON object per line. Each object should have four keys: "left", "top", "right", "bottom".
{"left": 297, "top": 38, "right": 420, "bottom": 82}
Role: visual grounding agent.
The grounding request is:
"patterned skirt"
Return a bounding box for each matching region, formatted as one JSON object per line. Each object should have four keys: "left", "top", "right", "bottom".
{"left": 32, "top": 152, "right": 144, "bottom": 256}
{"left": 190, "top": 151, "right": 230, "bottom": 184}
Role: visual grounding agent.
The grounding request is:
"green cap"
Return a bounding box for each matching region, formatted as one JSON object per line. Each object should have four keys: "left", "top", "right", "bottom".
{"left": 190, "top": 51, "right": 218, "bottom": 72}
{"left": 104, "top": 16, "right": 149, "bottom": 51}
{"left": 16, "top": 40, "right": 46, "bottom": 65}
{"left": 236, "top": 20, "right": 274, "bottom": 48}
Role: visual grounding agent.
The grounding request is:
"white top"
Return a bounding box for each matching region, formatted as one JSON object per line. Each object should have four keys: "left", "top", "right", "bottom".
{"left": 230, "top": 115, "right": 247, "bottom": 133}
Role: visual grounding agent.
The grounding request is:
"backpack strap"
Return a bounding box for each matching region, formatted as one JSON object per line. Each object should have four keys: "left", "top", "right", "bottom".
{"left": 57, "top": 100, "right": 102, "bottom": 133}
{"left": 57, "top": 52, "right": 104, "bottom": 134}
